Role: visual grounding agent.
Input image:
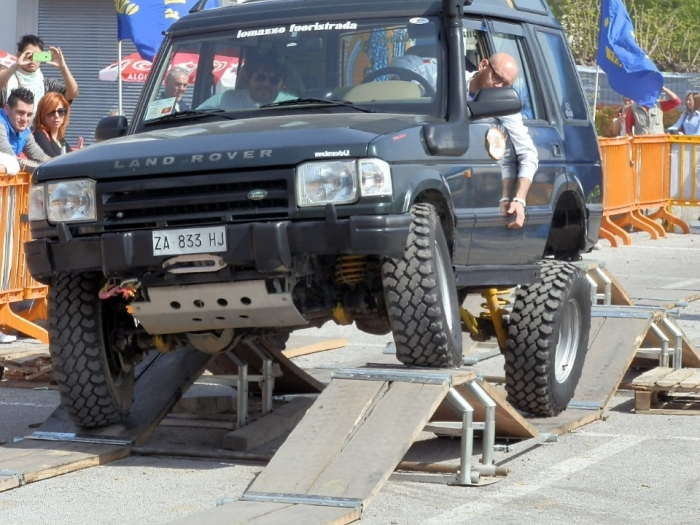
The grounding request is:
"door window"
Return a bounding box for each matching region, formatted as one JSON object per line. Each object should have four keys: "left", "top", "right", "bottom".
{"left": 535, "top": 30, "right": 589, "bottom": 121}
{"left": 490, "top": 32, "right": 543, "bottom": 121}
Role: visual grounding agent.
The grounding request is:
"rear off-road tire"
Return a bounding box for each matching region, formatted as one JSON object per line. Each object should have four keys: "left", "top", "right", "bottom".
{"left": 382, "top": 203, "right": 462, "bottom": 367}
{"left": 504, "top": 260, "right": 590, "bottom": 416}
{"left": 48, "top": 273, "right": 135, "bottom": 428}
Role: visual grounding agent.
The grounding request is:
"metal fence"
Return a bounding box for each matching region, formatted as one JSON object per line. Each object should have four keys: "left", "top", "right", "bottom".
{"left": 577, "top": 66, "right": 700, "bottom": 108}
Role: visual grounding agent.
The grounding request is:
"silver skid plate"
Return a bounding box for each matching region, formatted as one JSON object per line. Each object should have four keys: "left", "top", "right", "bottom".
{"left": 132, "top": 280, "right": 307, "bottom": 334}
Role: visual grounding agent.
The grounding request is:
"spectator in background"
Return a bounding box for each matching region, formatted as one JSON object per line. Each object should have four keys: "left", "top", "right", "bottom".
{"left": 161, "top": 67, "right": 190, "bottom": 113}
{"left": 612, "top": 96, "right": 633, "bottom": 136}
{"left": 620, "top": 86, "right": 681, "bottom": 135}
{"left": 33, "top": 92, "right": 81, "bottom": 157}
{"left": 0, "top": 88, "right": 50, "bottom": 170}
{"left": 0, "top": 35, "right": 79, "bottom": 108}
{"left": 667, "top": 91, "right": 700, "bottom": 135}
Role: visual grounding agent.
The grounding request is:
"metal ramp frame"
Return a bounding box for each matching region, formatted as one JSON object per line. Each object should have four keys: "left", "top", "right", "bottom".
{"left": 2, "top": 260, "right": 699, "bottom": 525}
{"left": 164, "top": 366, "right": 541, "bottom": 525}
{"left": 0, "top": 335, "right": 324, "bottom": 494}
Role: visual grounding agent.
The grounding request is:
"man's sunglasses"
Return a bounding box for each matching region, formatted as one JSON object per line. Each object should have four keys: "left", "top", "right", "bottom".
{"left": 47, "top": 108, "right": 67, "bottom": 117}
{"left": 253, "top": 72, "right": 282, "bottom": 85}
{"left": 487, "top": 60, "right": 512, "bottom": 88}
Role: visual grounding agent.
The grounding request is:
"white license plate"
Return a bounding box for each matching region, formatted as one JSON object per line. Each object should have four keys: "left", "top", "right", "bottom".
{"left": 152, "top": 226, "right": 227, "bottom": 256}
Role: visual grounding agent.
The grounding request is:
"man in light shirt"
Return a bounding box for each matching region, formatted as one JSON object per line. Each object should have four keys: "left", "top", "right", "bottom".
{"left": 466, "top": 52, "right": 538, "bottom": 229}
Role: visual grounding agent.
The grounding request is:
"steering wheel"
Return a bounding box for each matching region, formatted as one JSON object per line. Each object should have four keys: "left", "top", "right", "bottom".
{"left": 360, "top": 67, "right": 436, "bottom": 97}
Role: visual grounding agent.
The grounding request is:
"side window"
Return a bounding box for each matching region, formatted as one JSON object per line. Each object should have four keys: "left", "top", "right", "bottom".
{"left": 490, "top": 33, "right": 543, "bottom": 121}
{"left": 535, "top": 30, "right": 588, "bottom": 121}
{"left": 463, "top": 28, "right": 485, "bottom": 72}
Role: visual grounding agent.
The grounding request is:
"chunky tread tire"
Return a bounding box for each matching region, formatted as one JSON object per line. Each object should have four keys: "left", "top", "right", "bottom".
{"left": 504, "top": 260, "right": 590, "bottom": 417}
{"left": 382, "top": 204, "right": 462, "bottom": 368}
{"left": 49, "top": 273, "right": 134, "bottom": 428}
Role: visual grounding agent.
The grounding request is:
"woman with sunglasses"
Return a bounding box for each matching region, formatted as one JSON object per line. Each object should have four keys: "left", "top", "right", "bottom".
{"left": 32, "top": 91, "right": 75, "bottom": 157}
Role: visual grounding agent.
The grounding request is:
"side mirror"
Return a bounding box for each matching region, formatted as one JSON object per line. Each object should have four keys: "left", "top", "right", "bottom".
{"left": 468, "top": 87, "right": 522, "bottom": 119}
{"left": 95, "top": 115, "right": 128, "bottom": 143}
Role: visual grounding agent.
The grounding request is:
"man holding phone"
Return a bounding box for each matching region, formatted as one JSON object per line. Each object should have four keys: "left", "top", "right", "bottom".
{"left": 0, "top": 35, "right": 79, "bottom": 109}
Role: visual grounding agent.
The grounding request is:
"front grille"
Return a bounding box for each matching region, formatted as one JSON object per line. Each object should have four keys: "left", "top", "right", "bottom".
{"left": 96, "top": 169, "right": 293, "bottom": 231}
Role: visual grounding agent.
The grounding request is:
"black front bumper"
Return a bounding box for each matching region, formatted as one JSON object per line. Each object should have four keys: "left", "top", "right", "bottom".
{"left": 26, "top": 213, "right": 412, "bottom": 284}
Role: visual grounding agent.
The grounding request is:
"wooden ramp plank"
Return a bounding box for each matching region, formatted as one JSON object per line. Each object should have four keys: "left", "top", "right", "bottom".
{"left": 631, "top": 367, "right": 674, "bottom": 388}
{"left": 282, "top": 338, "right": 348, "bottom": 359}
{"left": 250, "top": 379, "right": 386, "bottom": 495}
{"left": 655, "top": 368, "right": 697, "bottom": 388}
{"left": 166, "top": 501, "right": 359, "bottom": 525}
{"left": 244, "top": 504, "right": 359, "bottom": 525}
{"left": 307, "top": 381, "right": 449, "bottom": 504}
{"left": 572, "top": 316, "right": 653, "bottom": 409}
{"left": 0, "top": 440, "right": 128, "bottom": 485}
{"left": 38, "top": 347, "right": 213, "bottom": 446}
{"left": 530, "top": 409, "right": 601, "bottom": 436}
{"left": 166, "top": 501, "right": 290, "bottom": 525}
{"left": 0, "top": 475, "right": 20, "bottom": 492}
{"left": 679, "top": 370, "right": 700, "bottom": 389}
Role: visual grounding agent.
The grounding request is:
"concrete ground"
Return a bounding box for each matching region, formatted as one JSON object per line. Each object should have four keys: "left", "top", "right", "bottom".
{"left": 1, "top": 231, "right": 700, "bottom": 525}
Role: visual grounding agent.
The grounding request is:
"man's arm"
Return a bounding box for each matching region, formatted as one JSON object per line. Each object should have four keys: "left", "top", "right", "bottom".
{"left": 659, "top": 87, "right": 680, "bottom": 112}
{"left": 23, "top": 133, "right": 51, "bottom": 164}
{"left": 0, "top": 152, "right": 20, "bottom": 175}
{"left": 48, "top": 47, "right": 79, "bottom": 101}
{"left": 498, "top": 112, "right": 538, "bottom": 229}
{"left": 0, "top": 63, "right": 16, "bottom": 92}
{"left": 0, "top": 123, "right": 18, "bottom": 157}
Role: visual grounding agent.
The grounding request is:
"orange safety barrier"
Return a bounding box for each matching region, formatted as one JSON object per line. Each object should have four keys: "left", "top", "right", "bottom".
{"left": 632, "top": 135, "right": 688, "bottom": 236}
{"left": 599, "top": 135, "right": 690, "bottom": 247}
{"left": 598, "top": 136, "right": 637, "bottom": 247}
{"left": 668, "top": 135, "right": 700, "bottom": 208}
{"left": 0, "top": 172, "right": 48, "bottom": 343}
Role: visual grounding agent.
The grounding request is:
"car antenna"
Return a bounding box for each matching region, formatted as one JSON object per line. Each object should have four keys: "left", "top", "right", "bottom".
{"left": 190, "top": 0, "right": 209, "bottom": 13}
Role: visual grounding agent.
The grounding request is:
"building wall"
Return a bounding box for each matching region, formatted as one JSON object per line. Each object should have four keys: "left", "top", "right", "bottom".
{"left": 0, "top": 0, "right": 39, "bottom": 55}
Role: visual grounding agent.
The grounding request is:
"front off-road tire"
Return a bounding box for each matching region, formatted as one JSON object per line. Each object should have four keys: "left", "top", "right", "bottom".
{"left": 49, "top": 273, "right": 135, "bottom": 428}
{"left": 382, "top": 203, "right": 462, "bottom": 367}
{"left": 504, "top": 260, "right": 590, "bottom": 416}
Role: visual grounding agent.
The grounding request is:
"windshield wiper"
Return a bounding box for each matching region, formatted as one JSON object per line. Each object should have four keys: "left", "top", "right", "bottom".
{"left": 144, "top": 109, "right": 236, "bottom": 126}
{"left": 260, "top": 98, "right": 375, "bottom": 113}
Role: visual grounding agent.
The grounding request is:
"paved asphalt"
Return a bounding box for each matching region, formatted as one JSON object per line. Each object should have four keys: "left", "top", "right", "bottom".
{"left": 1, "top": 231, "right": 700, "bottom": 525}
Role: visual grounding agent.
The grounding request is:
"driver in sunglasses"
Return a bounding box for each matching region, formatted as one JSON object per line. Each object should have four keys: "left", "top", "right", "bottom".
{"left": 198, "top": 50, "right": 291, "bottom": 111}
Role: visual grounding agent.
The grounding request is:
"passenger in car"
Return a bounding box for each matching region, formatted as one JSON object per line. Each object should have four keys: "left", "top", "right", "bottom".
{"left": 198, "top": 50, "right": 292, "bottom": 110}
{"left": 466, "top": 52, "right": 538, "bottom": 229}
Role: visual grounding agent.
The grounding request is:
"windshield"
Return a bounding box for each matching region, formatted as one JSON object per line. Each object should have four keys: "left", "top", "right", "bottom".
{"left": 140, "top": 16, "right": 443, "bottom": 123}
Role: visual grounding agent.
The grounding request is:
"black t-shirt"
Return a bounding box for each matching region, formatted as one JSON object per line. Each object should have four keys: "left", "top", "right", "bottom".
{"left": 32, "top": 129, "right": 72, "bottom": 158}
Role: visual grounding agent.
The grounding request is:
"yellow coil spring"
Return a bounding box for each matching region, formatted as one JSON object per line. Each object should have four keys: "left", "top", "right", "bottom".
{"left": 479, "top": 288, "right": 511, "bottom": 320}
{"left": 334, "top": 255, "right": 367, "bottom": 285}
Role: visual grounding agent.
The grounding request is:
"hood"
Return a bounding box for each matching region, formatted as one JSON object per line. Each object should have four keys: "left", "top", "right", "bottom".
{"left": 34, "top": 113, "right": 429, "bottom": 181}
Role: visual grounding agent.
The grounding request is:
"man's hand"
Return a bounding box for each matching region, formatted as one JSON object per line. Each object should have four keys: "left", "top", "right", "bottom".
{"left": 48, "top": 47, "right": 67, "bottom": 69}
{"left": 16, "top": 50, "right": 35, "bottom": 69}
{"left": 505, "top": 200, "right": 525, "bottom": 229}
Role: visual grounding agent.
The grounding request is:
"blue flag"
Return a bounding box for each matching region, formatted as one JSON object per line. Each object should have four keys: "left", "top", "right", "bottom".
{"left": 116, "top": 0, "right": 206, "bottom": 61}
{"left": 596, "top": 0, "right": 663, "bottom": 107}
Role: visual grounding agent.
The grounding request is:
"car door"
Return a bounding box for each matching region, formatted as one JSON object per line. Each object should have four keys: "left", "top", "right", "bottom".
{"left": 460, "top": 21, "right": 563, "bottom": 266}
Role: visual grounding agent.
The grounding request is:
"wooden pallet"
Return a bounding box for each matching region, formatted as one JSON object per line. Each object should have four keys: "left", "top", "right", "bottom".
{"left": 629, "top": 367, "right": 700, "bottom": 414}
{"left": 0, "top": 345, "right": 51, "bottom": 382}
